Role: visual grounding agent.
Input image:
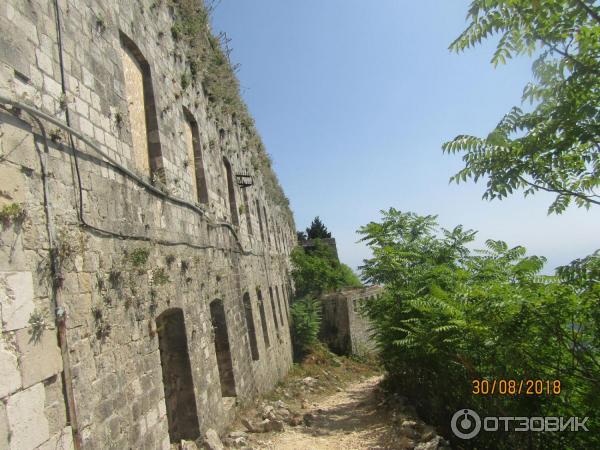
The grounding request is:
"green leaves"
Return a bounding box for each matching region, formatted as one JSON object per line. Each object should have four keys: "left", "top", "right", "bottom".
{"left": 290, "top": 296, "right": 322, "bottom": 360}
{"left": 445, "top": 0, "right": 600, "bottom": 214}
{"left": 358, "top": 209, "right": 600, "bottom": 449}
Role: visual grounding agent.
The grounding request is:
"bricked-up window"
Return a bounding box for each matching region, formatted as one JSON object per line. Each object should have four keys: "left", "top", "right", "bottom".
{"left": 275, "top": 286, "right": 285, "bottom": 326}
{"left": 119, "top": 32, "right": 163, "bottom": 177}
{"left": 223, "top": 157, "right": 239, "bottom": 226}
{"left": 243, "top": 293, "right": 259, "bottom": 361}
{"left": 257, "top": 289, "right": 270, "bottom": 348}
{"left": 269, "top": 287, "right": 279, "bottom": 332}
{"left": 183, "top": 108, "right": 208, "bottom": 203}
{"left": 256, "top": 199, "right": 265, "bottom": 243}
{"left": 156, "top": 308, "right": 200, "bottom": 443}
{"left": 210, "top": 300, "right": 236, "bottom": 397}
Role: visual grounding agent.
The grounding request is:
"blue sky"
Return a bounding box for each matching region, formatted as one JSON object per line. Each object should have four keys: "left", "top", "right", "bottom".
{"left": 211, "top": 0, "right": 600, "bottom": 274}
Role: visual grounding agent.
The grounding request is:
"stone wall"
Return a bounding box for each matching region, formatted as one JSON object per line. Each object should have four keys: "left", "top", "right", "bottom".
{"left": 0, "top": 0, "right": 296, "bottom": 448}
{"left": 320, "top": 286, "right": 382, "bottom": 356}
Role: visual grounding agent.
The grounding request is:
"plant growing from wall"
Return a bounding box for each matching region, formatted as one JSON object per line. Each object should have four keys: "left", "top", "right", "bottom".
{"left": 91, "top": 306, "right": 111, "bottom": 341}
{"left": 0, "top": 202, "right": 26, "bottom": 226}
{"left": 151, "top": 267, "right": 170, "bottom": 286}
{"left": 169, "top": 0, "right": 294, "bottom": 223}
{"left": 28, "top": 309, "right": 47, "bottom": 343}
{"left": 128, "top": 248, "right": 149, "bottom": 268}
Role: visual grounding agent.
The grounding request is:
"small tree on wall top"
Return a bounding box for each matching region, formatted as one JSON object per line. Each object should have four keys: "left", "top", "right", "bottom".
{"left": 305, "top": 216, "right": 332, "bottom": 239}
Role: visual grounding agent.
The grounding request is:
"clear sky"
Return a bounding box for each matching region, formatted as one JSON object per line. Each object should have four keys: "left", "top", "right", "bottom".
{"left": 211, "top": 0, "right": 600, "bottom": 274}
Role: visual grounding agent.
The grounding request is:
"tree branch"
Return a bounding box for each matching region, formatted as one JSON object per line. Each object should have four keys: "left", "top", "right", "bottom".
{"left": 518, "top": 176, "right": 600, "bottom": 207}
{"left": 572, "top": 0, "right": 600, "bottom": 25}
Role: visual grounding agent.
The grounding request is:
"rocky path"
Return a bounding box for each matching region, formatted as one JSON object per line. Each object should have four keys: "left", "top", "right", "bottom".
{"left": 239, "top": 376, "right": 450, "bottom": 450}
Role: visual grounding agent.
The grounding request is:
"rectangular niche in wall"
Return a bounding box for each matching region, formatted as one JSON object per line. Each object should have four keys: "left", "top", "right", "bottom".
{"left": 243, "top": 293, "right": 260, "bottom": 361}
{"left": 156, "top": 308, "right": 200, "bottom": 443}
{"left": 223, "top": 157, "right": 239, "bottom": 226}
{"left": 183, "top": 108, "right": 209, "bottom": 203}
{"left": 119, "top": 31, "right": 163, "bottom": 177}
{"left": 209, "top": 299, "right": 237, "bottom": 397}
{"left": 257, "top": 288, "right": 270, "bottom": 348}
{"left": 269, "top": 287, "right": 279, "bottom": 332}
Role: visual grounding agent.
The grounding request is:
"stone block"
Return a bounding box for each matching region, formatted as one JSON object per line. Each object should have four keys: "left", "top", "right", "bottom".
{"left": 38, "top": 427, "right": 74, "bottom": 450}
{"left": 6, "top": 382, "right": 50, "bottom": 449}
{"left": 0, "top": 164, "right": 26, "bottom": 205}
{"left": 0, "top": 271, "right": 35, "bottom": 331}
{"left": 0, "top": 402, "right": 8, "bottom": 449}
{"left": 0, "top": 115, "right": 37, "bottom": 170}
{"left": 15, "top": 327, "right": 62, "bottom": 389}
{"left": 0, "top": 336, "right": 21, "bottom": 398}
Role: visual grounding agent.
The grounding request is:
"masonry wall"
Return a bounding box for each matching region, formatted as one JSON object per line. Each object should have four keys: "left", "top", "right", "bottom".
{"left": 0, "top": 1, "right": 296, "bottom": 449}
{"left": 320, "top": 286, "right": 381, "bottom": 356}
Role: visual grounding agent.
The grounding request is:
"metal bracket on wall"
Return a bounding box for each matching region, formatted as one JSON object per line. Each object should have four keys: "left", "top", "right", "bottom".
{"left": 236, "top": 171, "right": 254, "bottom": 188}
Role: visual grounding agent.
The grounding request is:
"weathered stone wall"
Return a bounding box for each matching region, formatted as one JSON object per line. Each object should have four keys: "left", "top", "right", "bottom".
{"left": 0, "top": 0, "right": 296, "bottom": 448}
{"left": 320, "top": 286, "right": 382, "bottom": 356}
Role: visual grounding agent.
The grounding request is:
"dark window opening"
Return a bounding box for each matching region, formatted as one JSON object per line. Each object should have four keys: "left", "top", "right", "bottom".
{"left": 223, "top": 157, "right": 239, "bottom": 226}
{"left": 209, "top": 300, "right": 236, "bottom": 397}
{"left": 269, "top": 287, "right": 279, "bottom": 332}
{"left": 256, "top": 199, "right": 265, "bottom": 243}
{"left": 275, "top": 286, "right": 285, "bottom": 326}
{"left": 281, "top": 285, "right": 290, "bottom": 319}
{"left": 263, "top": 207, "right": 271, "bottom": 247}
{"left": 243, "top": 293, "right": 259, "bottom": 361}
{"left": 242, "top": 189, "right": 253, "bottom": 236}
{"left": 257, "top": 289, "right": 270, "bottom": 348}
{"left": 156, "top": 308, "right": 200, "bottom": 443}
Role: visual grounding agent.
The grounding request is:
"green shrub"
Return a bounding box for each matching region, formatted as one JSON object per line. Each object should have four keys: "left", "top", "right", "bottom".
{"left": 290, "top": 296, "right": 322, "bottom": 360}
{"left": 359, "top": 208, "right": 600, "bottom": 450}
{"left": 291, "top": 239, "right": 361, "bottom": 297}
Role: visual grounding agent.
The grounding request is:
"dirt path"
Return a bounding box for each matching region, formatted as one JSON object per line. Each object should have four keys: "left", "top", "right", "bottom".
{"left": 246, "top": 375, "right": 440, "bottom": 450}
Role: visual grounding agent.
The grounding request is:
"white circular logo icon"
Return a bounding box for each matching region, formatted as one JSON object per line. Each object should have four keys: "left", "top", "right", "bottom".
{"left": 451, "top": 409, "right": 481, "bottom": 439}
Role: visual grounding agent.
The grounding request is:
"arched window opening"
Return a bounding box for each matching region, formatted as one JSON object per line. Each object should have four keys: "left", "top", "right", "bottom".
{"left": 257, "top": 289, "right": 270, "bottom": 348}
{"left": 156, "top": 308, "right": 200, "bottom": 443}
{"left": 183, "top": 108, "right": 209, "bottom": 203}
{"left": 209, "top": 300, "right": 236, "bottom": 397}
{"left": 119, "top": 31, "right": 163, "bottom": 177}
{"left": 223, "top": 157, "right": 239, "bottom": 226}
{"left": 243, "top": 293, "right": 259, "bottom": 361}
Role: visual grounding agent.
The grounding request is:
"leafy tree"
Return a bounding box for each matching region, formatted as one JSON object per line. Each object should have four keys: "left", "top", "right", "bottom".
{"left": 339, "top": 263, "right": 363, "bottom": 288}
{"left": 359, "top": 208, "right": 600, "bottom": 450}
{"left": 290, "top": 240, "right": 361, "bottom": 297}
{"left": 289, "top": 239, "right": 363, "bottom": 360}
{"left": 443, "top": 0, "right": 600, "bottom": 213}
{"left": 297, "top": 231, "right": 307, "bottom": 242}
{"left": 305, "top": 216, "right": 332, "bottom": 239}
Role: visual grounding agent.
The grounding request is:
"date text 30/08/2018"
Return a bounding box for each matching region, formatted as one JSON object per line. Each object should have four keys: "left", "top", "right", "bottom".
{"left": 472, "top": 379, "right": 561, "bottom": 396}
